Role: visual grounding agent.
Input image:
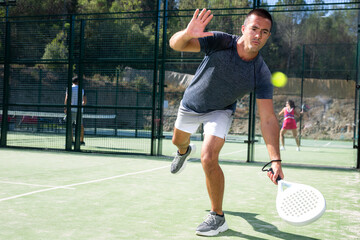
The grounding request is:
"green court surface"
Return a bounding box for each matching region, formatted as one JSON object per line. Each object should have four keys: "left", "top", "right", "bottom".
{"left": 0, "top": 148, "right": 359, "bottom": 240}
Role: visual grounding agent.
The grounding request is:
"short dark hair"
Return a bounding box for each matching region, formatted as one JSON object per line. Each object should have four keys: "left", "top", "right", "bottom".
{"left": 72, "top": 76, "right": 78, "bottom": 84}
{"left": 245, "top": 8, "right": 273, "bottom": 31}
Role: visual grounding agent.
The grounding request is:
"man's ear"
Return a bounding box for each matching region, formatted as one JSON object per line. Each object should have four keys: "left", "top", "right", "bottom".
{"left": 241, "top": 25, "right": 245, "bottom": 34}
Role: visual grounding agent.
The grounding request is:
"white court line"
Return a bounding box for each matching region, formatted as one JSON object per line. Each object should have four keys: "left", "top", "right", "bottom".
{"left": 0, "top": 165, "right": 169, "bottom": 202}
{"left": 0, "top": 180, "right": 75, "bottom": 189}
{"left": 323, "top": 142, "right": 331, "bottom": 147}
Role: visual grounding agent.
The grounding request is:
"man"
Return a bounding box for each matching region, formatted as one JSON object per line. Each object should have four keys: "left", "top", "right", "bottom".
{"left": 64, "top": 76, "right": 87, "bottom": 145}
{"left": 169, "top": 8, "right": 284, "bottom": 236}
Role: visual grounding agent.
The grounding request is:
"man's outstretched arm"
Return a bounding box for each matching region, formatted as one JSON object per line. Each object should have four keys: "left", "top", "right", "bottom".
{"left": 169, "top": 8, "right": 214, "bottom": 52}
{"left": 257, "top": 98, "right": 284, "bottom": 184}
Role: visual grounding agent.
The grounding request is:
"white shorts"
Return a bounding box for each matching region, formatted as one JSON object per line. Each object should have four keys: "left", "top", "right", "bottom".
{"left": 174, "top": 102, "right": 234, "bottom": 139}
{"left": 70, "top": 111, "right": 83, "bottom": 125}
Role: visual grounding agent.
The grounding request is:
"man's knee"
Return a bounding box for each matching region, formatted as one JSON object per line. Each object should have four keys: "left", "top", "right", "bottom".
{"left": 172, "top": 136, "right": 180, "bottom": 146}
{"left": 201, "top": 151, "right": 219, "bottom": 170}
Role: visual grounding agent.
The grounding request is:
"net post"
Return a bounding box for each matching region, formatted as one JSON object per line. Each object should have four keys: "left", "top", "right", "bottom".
{"left": 114, "top": 68, "right": 119, "bottom": 137}
{"left": 246, "top": 92, "right": 256, "bottom": 162}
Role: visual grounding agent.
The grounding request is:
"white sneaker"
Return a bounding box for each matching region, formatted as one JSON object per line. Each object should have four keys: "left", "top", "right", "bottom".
{"left": 296, "top": 147, "right": 300, "bottom": 151}
{"left": 280, "top": 146, "right": 285, "bottom": 151}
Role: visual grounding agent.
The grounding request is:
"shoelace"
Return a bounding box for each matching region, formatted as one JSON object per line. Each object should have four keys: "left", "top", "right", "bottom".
{"left": 203, "top": 214, "right": 216, "bottom": 225}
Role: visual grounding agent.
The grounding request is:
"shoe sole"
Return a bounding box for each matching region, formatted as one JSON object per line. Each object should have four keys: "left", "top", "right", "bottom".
{"left": 195, "top": 221, "right": 228, "bottom": 236}
{"left": 173, "top": 143, "right": 196, "bottom": 174}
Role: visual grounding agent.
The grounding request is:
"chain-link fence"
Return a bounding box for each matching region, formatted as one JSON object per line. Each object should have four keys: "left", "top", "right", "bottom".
{"left": 0, "top": 1, "right": 359, "bottom": 168}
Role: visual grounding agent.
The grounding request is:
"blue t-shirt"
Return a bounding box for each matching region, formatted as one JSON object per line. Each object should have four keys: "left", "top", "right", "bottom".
{"left": 182, "top": 31, "right": 273, "bottom": 113}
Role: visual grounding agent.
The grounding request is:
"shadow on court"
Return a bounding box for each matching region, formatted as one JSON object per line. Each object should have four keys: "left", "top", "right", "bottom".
{"left": 219, "top": 211, "right": 320, "bottom": 240}
{"left": 90, "top": 146, "right": 137, "bottom": 151}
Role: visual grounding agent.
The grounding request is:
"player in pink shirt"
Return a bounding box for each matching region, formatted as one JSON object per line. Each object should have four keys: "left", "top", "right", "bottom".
{"left": 279, "top": 100, "right": 302, "bottom": 151}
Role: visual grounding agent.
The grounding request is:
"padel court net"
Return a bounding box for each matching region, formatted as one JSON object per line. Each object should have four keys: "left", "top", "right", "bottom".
{"left": 1, "top": 109, "right": 153, "bottom": 154}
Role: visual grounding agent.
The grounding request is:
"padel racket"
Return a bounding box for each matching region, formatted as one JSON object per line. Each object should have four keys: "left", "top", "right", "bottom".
{"left": 262, "top": 163, "right": 326, "bottom": 226}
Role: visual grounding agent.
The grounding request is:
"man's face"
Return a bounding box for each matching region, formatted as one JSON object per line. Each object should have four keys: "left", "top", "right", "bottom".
{"left": 241, "top": 14, "right": 271, "bottom": 53}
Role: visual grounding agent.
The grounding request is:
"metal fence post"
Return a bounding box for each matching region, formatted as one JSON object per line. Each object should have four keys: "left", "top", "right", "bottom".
{"left": 299, "top": 45, "right": 306, "bottom": 145}
{"left": 245, "top": 0, "right": 259, "bottom": 162}
{"left": 65, "top": 15, "right": 75, "bottom": 150}
{"left": 0, "top": 20, "right": 11, "bottom": 147}
{"left": 151, "top": 0, "right": 161, "bottom": 156}
{"left": 74, "top": 19, "right": 85, "bottom": 151}
{"left": 157, "top": 0, "right": 168, "bottom": 156}
{"left": 357, "top": 14, "right": 360, "bottom": 169}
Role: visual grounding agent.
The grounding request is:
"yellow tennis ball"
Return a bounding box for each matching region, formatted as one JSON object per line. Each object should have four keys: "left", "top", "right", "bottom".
{"left": 271, "top": 72, "right": 288, "bottom": 88}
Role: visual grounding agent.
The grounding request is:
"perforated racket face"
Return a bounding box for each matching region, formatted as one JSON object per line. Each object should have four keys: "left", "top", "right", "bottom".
{"left": 276, "top": 181, "right": 326, "bottom": 226}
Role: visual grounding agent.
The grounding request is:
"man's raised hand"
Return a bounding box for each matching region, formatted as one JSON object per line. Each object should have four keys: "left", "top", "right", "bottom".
{"left": 185, "top": 9, "right": 214, "bottom": 39}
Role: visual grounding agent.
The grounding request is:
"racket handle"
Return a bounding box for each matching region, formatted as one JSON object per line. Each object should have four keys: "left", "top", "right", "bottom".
{"left": 269, "top": 168, "right": 282, "bottom": 182}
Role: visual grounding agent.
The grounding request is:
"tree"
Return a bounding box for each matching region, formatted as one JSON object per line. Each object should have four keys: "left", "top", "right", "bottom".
{"left": 109, "top": 0, "right": 142, "bottom": 12}
{"left": 9, "top": 0, "right": 76, "bottom": 16}
{"left": 41, "top": 31, "right": 68, "bottom": 69}
{"left": 78, "top": 0, "right": 110, "bottom": 13}
{"left": 269, "top": 0, "right": 308, "bottom": 74}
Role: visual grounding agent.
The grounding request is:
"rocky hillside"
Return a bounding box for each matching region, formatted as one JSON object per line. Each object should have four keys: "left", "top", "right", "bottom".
{"left": 163, "top": 76, "right": 356, "bottom": 141}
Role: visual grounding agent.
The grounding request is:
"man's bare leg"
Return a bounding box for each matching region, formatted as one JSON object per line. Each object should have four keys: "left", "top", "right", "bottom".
{"left": 171, "top": 127, "right": 194, "bottom": 174}
{"left": 172, "top": 127, "right": 192, "bottom": 154}
{"left": 201, "top": 134, "right": 225, "bottom": 215}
